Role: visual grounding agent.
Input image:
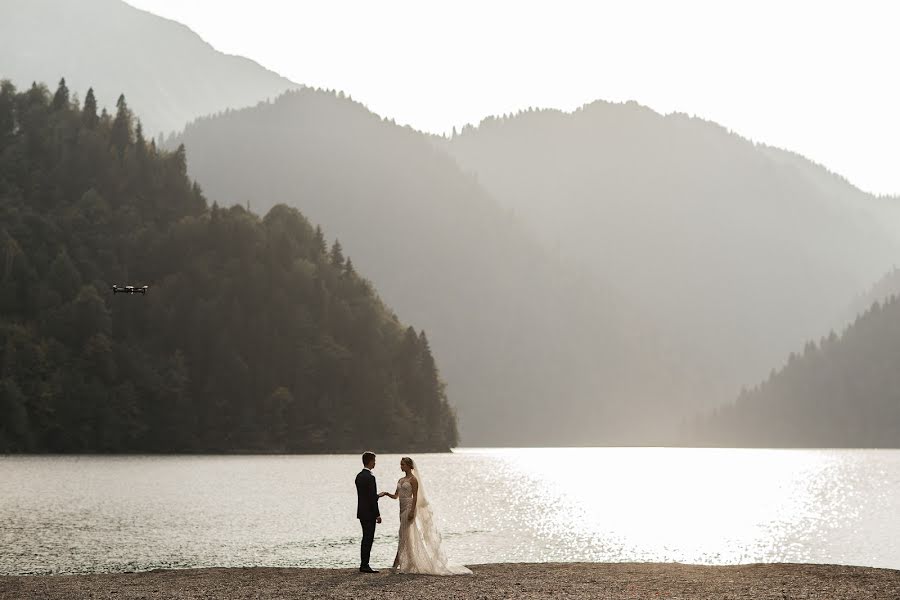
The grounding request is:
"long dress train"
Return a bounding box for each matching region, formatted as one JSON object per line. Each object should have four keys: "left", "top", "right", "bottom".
{"left": 394, "top": 469, "right": 471, "bottom": 575}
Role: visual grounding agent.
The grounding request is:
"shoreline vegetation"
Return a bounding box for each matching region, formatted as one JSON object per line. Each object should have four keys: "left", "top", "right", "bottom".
{"left": 3, "top": 563, "right": 899, "bottom": 599}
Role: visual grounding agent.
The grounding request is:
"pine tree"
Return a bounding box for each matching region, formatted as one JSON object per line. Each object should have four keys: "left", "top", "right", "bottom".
{"left": 330, "top": 240, "right": 344, "bottom": 268}
{"left": 135, "top": 121, "right": 147, "bottom": 161}
{"left": 82, "top": 87, "right": 98, "bottom": 128}
{"left": 171, "top": 143, "right": 187, "bottom": 177}
{"left": 51, "top": 78, "right": 69, "bottom": 111}
{"left": 110, "top": 94, "right": 132, "bottom": 156}
{"left": 314, "top": 225, "right": 327, "bottom": 256}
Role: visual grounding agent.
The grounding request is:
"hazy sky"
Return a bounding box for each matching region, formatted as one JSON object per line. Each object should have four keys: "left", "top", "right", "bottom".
{"left": 125, "top": 0, "right": 899, "bottom": 196}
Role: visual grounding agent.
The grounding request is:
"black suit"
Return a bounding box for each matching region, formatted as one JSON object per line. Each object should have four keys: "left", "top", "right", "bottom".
{"left": 355, "top": 468, "right": 380, "bottom": 568}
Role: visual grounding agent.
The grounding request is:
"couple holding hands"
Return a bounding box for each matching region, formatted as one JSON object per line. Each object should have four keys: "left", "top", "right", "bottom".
{"left": 354, "top": 451, "right": 470, "bottom": 575}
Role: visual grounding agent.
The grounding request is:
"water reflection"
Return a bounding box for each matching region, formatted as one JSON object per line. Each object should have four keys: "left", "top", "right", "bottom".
{"left": 454, "top": 448, "right": 900, "bottom": 566}
{"left": 1, "top": 448, "right": 899, "bottom": 574}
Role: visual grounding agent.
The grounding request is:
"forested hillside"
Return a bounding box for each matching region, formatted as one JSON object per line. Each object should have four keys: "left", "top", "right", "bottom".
{"left": 692, "top": 296, "right": 900, "bottom": 447}
{"left": 0, "top": 79, "right": 457, "bottom": 453}
{"left": 844, "top": 267, "right": 900, "bottom": 326}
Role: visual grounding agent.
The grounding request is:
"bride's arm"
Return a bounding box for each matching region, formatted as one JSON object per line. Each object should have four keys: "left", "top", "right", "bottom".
{"left": 379, "top": 484, "right": 399, "bottom": 500}
{"left": 408, "top": 477, "right": 419, "bottom": 519}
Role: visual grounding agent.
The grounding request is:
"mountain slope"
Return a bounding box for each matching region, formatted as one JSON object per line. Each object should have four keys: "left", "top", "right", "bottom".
{"left": 441, "top": 102, "right": 900, "bottom": 408}
{"left": 171, "top": 89, "right": 690, "bottom": 446}
{"left": 0, "top": 79, "right": 457, "bottom": 453}
{"left": 691, "top": 296, "right": 900, "bottom": 447}
{"left": 843, "top": 266, "right": 900, "bottom": 327}
{"left": 0, "top": 0, "right": 299, "bottom": 138}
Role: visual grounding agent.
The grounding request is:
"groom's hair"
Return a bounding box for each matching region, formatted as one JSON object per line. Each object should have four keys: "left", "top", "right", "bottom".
{"left": 362, "top": 451, "right": 376, "bottom": 466}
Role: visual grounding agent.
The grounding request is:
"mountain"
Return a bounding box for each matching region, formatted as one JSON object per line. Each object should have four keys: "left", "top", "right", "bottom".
{"left": 0, "top": 79, "right": 457, "bottom": 453}
{"left": 170, "top": 89, "right": 690, "bottom": 446}
{"left": 691, "top": 296, "right": 900, "bottom": 447}
{"left": 0, "top": 0, "right": 299, "bottom": 139}
{"left": 440, "top": 102, "right": 900, "bottom": 409}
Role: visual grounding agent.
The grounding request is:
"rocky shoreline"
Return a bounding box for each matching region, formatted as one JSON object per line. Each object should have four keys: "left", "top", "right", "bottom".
{"left": 3, "top": 562, "right": 899, "bottom": 599}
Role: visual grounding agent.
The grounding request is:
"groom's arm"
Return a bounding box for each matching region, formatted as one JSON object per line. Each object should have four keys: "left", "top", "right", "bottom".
{"left": 370, "top": 474, "right": 381, "bottom": 518}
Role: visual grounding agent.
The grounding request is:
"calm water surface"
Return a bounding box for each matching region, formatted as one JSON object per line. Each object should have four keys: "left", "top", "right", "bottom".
{"left": 2, "top": 448, "right": 899, "bottom": 574}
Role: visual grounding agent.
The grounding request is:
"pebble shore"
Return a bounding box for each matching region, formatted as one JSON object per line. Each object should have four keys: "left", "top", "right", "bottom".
{"left": 3, "top": 562, "right": 899, "bottom": 599}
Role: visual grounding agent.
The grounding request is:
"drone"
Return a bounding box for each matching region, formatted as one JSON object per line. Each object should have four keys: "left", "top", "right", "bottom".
{"left": 112, "top": 285, "right": 149, "bottom": 294}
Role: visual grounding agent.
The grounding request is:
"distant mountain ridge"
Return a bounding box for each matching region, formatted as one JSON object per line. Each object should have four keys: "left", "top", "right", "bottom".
{"left": 170, "top": 89, "right": 690, "bottom": 446}
{"left": 440, "top": 101, "right": 900, "bottom": 410}
{"left": 0, "top": 0, "right": 300, "bottom": 138}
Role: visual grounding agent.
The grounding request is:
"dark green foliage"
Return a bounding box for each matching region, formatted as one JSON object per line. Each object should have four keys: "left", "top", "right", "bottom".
{"left": 692, "top": 298, "right": 900, "bottom": 447}
{"left": 0, "top": 79, "right": 458, "bottom": 453}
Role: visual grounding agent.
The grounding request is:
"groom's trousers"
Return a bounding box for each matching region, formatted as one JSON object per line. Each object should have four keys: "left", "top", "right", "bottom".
{"left": 360, "top": 519, "right": 376, "bottom": 568}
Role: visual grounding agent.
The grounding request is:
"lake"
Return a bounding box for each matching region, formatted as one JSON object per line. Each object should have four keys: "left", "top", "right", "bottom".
{"left": 2, "top": 448, "right": 899, "bottom": 575}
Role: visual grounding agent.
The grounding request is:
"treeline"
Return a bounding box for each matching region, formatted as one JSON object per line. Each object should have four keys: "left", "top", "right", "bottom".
{"left": 691, "top": 297, "right": 900, "bottom": 447}
{"left": 0, "top": 78, "right": 458, "bottom": 453}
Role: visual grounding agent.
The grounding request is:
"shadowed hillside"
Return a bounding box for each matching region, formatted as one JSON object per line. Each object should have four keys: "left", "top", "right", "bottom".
{"left": 692, "top": 295, "right": 900, "bottom": 447}
{"left": 0, "top": 79, "right": 457, "bottom": 453}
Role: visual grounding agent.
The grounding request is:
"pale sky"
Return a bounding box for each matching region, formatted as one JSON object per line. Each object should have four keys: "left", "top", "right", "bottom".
{"left": 126, "top": 0, "right": 900, "bottom": 196}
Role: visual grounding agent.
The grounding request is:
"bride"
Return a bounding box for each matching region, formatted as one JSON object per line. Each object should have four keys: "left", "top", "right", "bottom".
{"left": 379, "top": 457, "right": 471, "bottom": 575}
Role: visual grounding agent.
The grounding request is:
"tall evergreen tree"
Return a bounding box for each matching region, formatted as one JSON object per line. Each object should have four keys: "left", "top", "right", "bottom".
{"left": 110, "top": 94, "right": 132, "bottom": 156}
{"left": 314, "top": 225, "right": 327, "bottom": 256}
{"left": 51, "top": 78, "right": 69, "bottom": 111}
{"left": 135, "top": 121, "right": 146, "bottom": 159}
{"left": 81, "top": 87, "right": 98, "bottom": 128}
{"left": 329, "top": 240, "right": 344, "bottom": 268}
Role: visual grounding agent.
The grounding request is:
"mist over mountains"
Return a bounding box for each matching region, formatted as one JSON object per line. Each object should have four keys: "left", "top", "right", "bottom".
{"left": 441, "top": 103, "right": 900, "bottom": 411}
{"left": 170, "top": 90, "right": 689, "bottom": 446}
{"left": 0, "top": 0, "right": 299, "bottom": 139}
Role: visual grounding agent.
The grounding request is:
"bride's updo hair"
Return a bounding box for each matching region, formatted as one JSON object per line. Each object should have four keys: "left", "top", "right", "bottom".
{"left": 401, "top": 456, "right": 415, "bottom": 470}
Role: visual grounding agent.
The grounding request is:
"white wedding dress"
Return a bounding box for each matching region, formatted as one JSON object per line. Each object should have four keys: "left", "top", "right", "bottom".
{"left": 394, "top": 467, "right": 471, "bottom": 575}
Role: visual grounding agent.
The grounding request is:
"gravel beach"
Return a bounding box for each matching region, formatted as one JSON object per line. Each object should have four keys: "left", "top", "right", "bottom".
{"left": 3, "top": 563, "right": 900, "bottom": 599}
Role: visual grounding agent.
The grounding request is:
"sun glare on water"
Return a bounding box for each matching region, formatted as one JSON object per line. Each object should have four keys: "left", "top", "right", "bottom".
{"left": 452, "top": 447, "right": 892, "bottom": 565}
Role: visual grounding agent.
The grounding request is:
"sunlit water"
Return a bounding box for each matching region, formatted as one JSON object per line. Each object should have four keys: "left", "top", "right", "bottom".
{"left": 2, "top": 448, "right": 900, "bottom": 575}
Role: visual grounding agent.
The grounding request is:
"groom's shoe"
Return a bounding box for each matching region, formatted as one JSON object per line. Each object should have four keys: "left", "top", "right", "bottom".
{"left": 359, "top": 566, "right": 379, "bottom": 573}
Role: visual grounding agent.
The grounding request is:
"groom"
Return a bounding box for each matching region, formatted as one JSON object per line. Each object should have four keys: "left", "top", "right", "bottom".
{"left": 355, "top": 451, "right": 381, "bottom": 573}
